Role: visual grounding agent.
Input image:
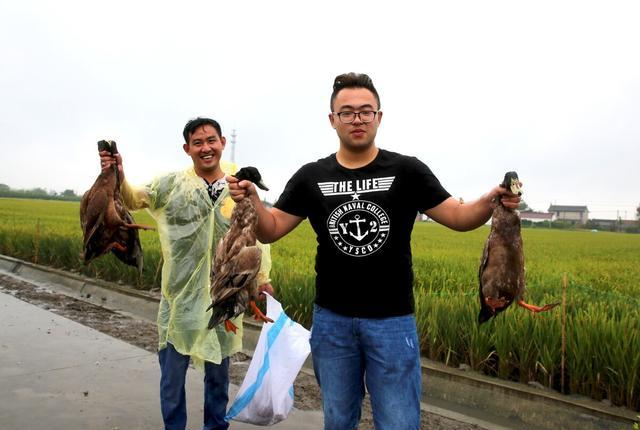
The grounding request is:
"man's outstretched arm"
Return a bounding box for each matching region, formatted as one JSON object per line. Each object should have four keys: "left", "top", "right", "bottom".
{"left": 426, "top": 185, "right": 521, "bottom": 232}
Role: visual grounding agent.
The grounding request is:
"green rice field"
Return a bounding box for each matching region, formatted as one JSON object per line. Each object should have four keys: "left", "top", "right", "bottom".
{"left": 1, "top": 197, "right": 639, "bottom": 411}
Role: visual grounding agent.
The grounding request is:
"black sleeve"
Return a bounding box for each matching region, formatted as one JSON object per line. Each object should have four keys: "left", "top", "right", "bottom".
{"left": 409, "top": 157, "right": 451, "bottom": 212}
{"left": 274, "top": 164, "right": 311, "bottom": 218}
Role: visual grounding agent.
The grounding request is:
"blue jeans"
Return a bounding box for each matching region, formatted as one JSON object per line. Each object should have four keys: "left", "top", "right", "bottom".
{"left": 310, "top": 305, "right": 421, "bottom": 430}
{"left": 158, "top": 343, "right": 230, "bottom": 430}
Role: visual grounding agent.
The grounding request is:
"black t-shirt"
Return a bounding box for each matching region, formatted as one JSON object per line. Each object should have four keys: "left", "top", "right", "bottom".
{"left": 275, "top": 149, "right": 451, "bottom": 318}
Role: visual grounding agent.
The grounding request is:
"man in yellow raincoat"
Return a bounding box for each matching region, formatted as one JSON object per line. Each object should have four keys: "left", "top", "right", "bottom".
{"left": 99, "top": 117, "right": 273, "bottom": 430}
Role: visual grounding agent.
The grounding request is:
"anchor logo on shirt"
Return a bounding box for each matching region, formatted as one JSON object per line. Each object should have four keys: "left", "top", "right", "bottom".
{"left": 327, "top": 200, "right": 390, "bottom": 257}
{"left": 341, "top": 215, "right": 370, "bottom": 241}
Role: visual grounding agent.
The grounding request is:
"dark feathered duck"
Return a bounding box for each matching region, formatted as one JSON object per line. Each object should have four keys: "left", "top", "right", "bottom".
{"left": 80, "top": 140, "right": 153, "bottom": 274}
{"left": 478, "top": 171, "right": 559, "bottom": 324}
{"left": 207, "top": 167, "right": 273, "bottom": 333}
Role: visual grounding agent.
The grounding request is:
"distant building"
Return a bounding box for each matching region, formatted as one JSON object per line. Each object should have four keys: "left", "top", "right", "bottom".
{"left": 590, "top": 218, "right": 638, "bottom": 231}
{"left": 590, "top": 218, "right": 617, "bottom": 229}
{"left": 548, "top": 205, "right": 589, "bottom": 224}
{"left": 519, "top": 211, "right": 555, "bottom": 223}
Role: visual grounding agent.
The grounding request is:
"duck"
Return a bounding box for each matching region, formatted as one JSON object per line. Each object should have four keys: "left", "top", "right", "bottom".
{"left": 207, "top": 166, "right": 273, "bottom": 333}
{"left": 478, "top": 171, "right": 559, "bottom": 324}
{"left": 80, "top": 140, "right": 153, "bottom": 274}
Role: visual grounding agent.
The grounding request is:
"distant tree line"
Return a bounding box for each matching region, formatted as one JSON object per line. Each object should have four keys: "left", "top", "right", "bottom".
{"left": 0, "top": 184, "right": 81, "bottom": 201}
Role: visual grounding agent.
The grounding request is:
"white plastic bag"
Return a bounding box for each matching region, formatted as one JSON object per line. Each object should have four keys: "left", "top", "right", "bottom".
{"left": 225, "top": 293, "right": 311, "bottom": 425}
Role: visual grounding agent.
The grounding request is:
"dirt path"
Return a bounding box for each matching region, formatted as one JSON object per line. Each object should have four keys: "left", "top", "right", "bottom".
{"left": 0, "top": 273, "right": 483, "bottom": 430}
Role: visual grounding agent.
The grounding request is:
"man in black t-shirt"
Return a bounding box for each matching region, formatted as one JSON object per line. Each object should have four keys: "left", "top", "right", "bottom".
{"left": 228, "top": 73, "right": 520, "bottom": 430}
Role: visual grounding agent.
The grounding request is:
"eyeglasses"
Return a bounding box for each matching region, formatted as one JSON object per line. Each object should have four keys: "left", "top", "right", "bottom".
{"left": 332, "top": 110, "right": 378, "bottom": 124}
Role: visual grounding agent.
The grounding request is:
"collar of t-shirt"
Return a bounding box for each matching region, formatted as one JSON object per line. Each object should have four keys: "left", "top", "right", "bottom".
{"left": 203, "top": 177, "right": 227, "bottom": 203}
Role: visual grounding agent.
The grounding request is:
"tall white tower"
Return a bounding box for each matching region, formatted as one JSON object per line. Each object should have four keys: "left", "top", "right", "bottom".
{"left": 230, "top": 129, "right": 237, "bottom": 163}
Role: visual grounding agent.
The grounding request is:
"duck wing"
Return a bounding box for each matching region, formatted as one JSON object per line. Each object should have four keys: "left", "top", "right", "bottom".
{"left": 80, "top": 184, "right": 111, "bottom": 246}
{"left": 210, "top": 245, "right": 262, "bottom": 304}
{"left": 82, "top": 212, "right": 109, "bottom": 263}
{"left": 478, "top": 237, "right": 495, "bottom": 324}
{"left": 80, "top": 163, "right": 123, "bottom": 258}
{"left": 110, "top": 205, "right": 144, "bottom": 274}
{"left": 81, "top": 183, "right": 117, "bottom": 264}
{"left": 208, "top": 245, "right": 262, "bottom": 329}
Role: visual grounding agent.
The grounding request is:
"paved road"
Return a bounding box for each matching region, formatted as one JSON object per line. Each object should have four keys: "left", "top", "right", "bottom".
{"left": 0, "top": 290, "right": 323, "bottom": 430}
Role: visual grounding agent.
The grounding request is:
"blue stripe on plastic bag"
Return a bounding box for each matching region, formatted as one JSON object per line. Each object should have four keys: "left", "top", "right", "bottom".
{"left": 225, "top": 311, "right": 290, "bottom": 420}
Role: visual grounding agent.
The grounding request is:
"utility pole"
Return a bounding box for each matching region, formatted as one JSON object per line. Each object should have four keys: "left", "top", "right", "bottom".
{"left": 230, "top": 129, "right": 237, "bottom": 163}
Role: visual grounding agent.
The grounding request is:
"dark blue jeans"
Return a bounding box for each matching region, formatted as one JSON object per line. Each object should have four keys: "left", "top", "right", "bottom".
{"left": 158, "top": 343, "right": 230, "bottom": 430}
{"left": 310, "top": 305, "right": 421, "bottom": 430}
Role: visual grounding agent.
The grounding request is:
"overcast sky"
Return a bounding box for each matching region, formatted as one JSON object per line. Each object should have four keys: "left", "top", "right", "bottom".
{"left": 1, "top": 0, "right": 638, "bottom": 220}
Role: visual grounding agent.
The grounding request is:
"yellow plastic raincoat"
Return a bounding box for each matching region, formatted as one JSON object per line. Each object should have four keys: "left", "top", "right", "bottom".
{"left": 120, "top": 162, "right": 271, "bottom": 369}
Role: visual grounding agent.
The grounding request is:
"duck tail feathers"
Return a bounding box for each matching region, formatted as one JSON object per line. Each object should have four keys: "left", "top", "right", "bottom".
{"left": 207, "top": 299, "right": 234, "bottom": 330}
{"left": 478, "top": 306, "right": 494, "bottom": 325}
{"left": 208, "top": 309, "right": 226, "bottom": 330}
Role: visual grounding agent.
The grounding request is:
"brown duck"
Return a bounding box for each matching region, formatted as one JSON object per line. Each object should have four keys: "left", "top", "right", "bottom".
{"left": 207, "top": 167, "right": 273, "bottom": 333}
{"left": 478, "top": 171, "right": 559, "bottom": 324}
{"left": 80, "top": 140, "right": 153, "bottom": 274}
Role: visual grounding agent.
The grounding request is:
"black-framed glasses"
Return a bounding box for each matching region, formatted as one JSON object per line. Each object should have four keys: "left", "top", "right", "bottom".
{"left": 333, "top": 110, "right": 378, "bottom": 124}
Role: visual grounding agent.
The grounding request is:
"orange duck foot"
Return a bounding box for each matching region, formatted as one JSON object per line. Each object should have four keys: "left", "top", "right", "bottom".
{"left": 110, "top": 242, "right": 128, "bottom": 252}
{"left": 517, "top": 299, "right": 560, "bottom": 313}
{"left": 249, "top": 300, "right": 274, "bottom": 324}
{"left": 224, "top": 319, "right": 238, "bottom": 334}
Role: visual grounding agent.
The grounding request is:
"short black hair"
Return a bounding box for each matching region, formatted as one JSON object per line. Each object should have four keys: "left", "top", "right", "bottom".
{"left": 182, "top": 117, "right": 222, "bottom": 143}
{"left": 330, "top": 73, "right": 380, "bottom": 111}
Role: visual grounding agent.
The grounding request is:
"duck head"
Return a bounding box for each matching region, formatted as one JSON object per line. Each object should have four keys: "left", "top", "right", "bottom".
{"left": 501, "top": 171, "right": 522, "bottom": 196}
{"left": 97, "top": 140, "right": 120, "bottom": 184}
{"left": 98, "top": 139, "right": 118, "bottom": 156}
{"left": 235, "top": 166, "right": 269, "bottom": 191}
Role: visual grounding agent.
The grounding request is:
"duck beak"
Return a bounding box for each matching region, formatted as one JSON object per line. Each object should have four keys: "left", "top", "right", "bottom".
{"left": 256, "top": 179, "right": 269, "bottom": 191}
{"left": 509, "top": 178, "right": 522, "bottom": 196}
